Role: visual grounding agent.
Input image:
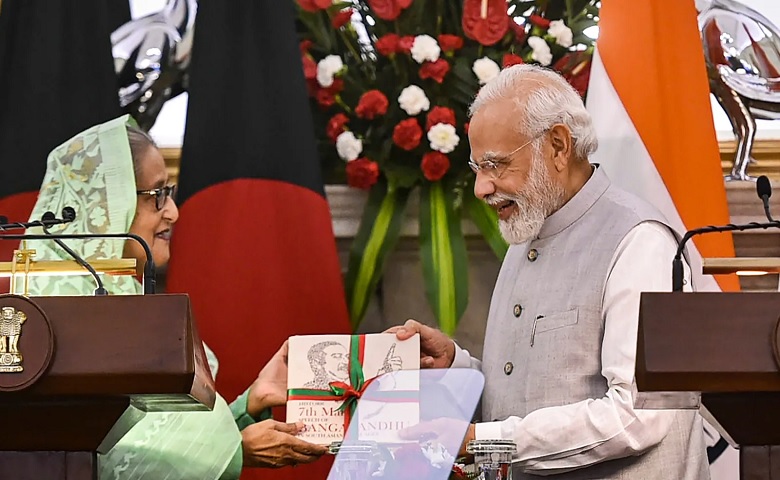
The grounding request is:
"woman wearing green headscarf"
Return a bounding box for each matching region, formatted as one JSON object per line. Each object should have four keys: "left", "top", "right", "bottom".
{"left": 17, "top": 115, "right": 328, "bottom": 479}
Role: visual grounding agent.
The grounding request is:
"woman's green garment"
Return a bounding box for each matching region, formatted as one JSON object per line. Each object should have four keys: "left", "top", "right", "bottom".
{"left": 17, "top": 115, "right": 265, "bottom": 479}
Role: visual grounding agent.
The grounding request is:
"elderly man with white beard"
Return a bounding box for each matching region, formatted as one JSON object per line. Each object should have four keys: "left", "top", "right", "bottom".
{"left": 391, "top": 64, "right": 710, "bottom": 479}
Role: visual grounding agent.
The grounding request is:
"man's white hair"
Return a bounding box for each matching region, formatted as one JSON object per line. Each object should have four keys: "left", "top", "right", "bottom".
{"left": 469, "top": 64, "right": 598, "bottom": 159}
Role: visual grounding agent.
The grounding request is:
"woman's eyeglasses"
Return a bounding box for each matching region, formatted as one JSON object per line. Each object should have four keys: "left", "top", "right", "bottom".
{"left": 136, "top": 184, "right": 177, "bottom": 211}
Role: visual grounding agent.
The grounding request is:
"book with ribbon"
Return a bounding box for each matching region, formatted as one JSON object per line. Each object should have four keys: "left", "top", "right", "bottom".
{"left": 287, "top": 333, "right": 420, "bottom": 446}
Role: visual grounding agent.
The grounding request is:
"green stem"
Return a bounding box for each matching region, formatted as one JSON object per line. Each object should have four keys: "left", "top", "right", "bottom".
{"left": 336, "top": 95, "right": 353, "bottom": 114}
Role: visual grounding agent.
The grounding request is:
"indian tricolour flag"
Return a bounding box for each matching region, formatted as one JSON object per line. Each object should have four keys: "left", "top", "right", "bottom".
{"left": 585, "top": 1, "right": 739, "bottom": 479}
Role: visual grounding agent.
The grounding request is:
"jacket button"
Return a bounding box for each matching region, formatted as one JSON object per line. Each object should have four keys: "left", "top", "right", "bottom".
{"left": 527, "top": 249, "right": 538, "bottom": 261}
{"left": 513, "top": 304, "right": 522, "bottom": 317}
{"left": 504, "top": 362, "right": 514, "bottom": 375}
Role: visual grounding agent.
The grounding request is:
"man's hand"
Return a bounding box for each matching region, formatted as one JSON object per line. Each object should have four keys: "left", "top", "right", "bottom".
{"left": 398, "top": 417, "right": 475, "bottom": 458}
{"left": 247, "top": 341, "right": 289, "bottom": 417}
{"left": 241, "top": 420, "right": 328, "bottom": 468}
{"left": 385, "top": 319, "right": 455, "bottom": 368}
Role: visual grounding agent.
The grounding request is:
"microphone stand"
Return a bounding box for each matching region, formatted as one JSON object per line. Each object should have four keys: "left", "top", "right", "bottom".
{"left": 1, "top": 233, "right": 156, "bottom": 294}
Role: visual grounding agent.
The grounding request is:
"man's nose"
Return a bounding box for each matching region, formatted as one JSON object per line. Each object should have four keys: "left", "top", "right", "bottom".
{"left": 473, "top": 172, "right": 496, "bottom": 199}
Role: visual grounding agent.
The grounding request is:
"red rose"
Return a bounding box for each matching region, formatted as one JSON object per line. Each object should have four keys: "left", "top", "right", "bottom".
{"left": 393, "top": 118, "right": 423, "bottom": 151}
{"left": 375, "top": 33, "right": 400, "bottom": 56}
{"left": 332, "top": 9, "right": 353, "bottom": 29}
{"left": 398, "top": 36, "right": 415, "bottom": 53}
{"left": 367, "top": 0, "right": 410, "bottom": 21}
{"left": 426, "top": 106, "right": 456, "bottom": 131}
{"left": 462, "top": 0, "right": 509, "bottom": 46}
{"left": 528, "top": 14, "right": 551, "bottom": 28}
{"left": 298, "top": 0, "right": 331, "bottom": 13}
{"left": 464, "top": 122, "right": 470, "bottom": 135}
{"left": 355, "top": 90, "right": 389, "bottom": 119}
{"left": 503, "top": 53, "right": 524, "bottom": 68}
{"left": 419, "top": 59, "right": 450, "bottom": 84}
{"left": 326, "top": 113, "right": 350, "bottom": 142}
{"left": 299, "top": 40, "right": 313, "bottom": 54}
{"left": 346, "top": 158, "right": 380, "bottom": 190}
{"left": 437, "top": 34, "right": 463, "bottom": 52}
{"left": 421, "top": 152, "right": 450, "bottom": 181}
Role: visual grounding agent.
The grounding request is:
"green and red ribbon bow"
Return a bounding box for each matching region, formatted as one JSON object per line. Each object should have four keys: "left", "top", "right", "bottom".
{"left": 289, "top": 335, "right": 420, "bottom": 435}
{"left": 288, "top": 335, "right": 371, "bottom": 433}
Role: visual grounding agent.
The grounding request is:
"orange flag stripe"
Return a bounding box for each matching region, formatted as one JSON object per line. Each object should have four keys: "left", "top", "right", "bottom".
{"left": 597, "top": 0, "right": 739, "bottom": 291}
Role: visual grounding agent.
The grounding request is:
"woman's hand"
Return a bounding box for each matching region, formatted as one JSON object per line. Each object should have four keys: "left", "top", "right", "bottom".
{"left": 241, "top": 420, "right": 328, "bottom": 468}
{"left": 247, "top": 341, "right": 289, "bottom": 417}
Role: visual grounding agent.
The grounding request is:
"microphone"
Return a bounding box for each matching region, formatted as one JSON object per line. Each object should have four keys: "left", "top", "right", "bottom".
{"left": 757, "top": 175, "right": 774, "bottom": 222}
{"left": 0, "top": 207, "right": 76, "bottom": 231}
{"left": 37, "top": 211, "right": 108, "bottom": 296}
{"left": 672, "top": 208, "right": 780, "bottom": 292}
{"left": 0, "top": 231, "right": 156, "bottom": 295}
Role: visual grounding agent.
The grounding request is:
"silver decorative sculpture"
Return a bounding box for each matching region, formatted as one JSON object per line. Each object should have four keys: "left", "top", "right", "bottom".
{"left": 111, "top": 0, "right": 197, "bottom": 131}
{"left": 698, "top": 0, "right": 780, "bottom": 181}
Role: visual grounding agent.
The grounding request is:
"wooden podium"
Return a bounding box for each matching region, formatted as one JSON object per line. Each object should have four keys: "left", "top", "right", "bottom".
{"left": 0, "top": 293, "right": 215, "bottom": 480}
{"left": 638, "top": 292, "right": 780, "bottom": 480}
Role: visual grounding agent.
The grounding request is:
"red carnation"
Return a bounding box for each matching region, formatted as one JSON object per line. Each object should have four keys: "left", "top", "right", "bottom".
{"left": 315, "top": 79, "right": 344, "bottom": 108}
{"left": 346, "top": 158, "right": 380, "bottom": 190}
{"left": 316, "top": 89, "right": 336, "bottom": 108}
{"left": 393, "top": 118, "right": 423, "bottom": 151}
{"left": 375, "top": 33, "right": 400, "bottom": 56}
{"left": 462, "top": 0, "right": 509, "bottom": 46}
{"left": 398, "top": 36, "right": 415, "bottom": 53}
{"left": 300, "top": 40, "right": 313, "bottom": 54}
{"left": 298, "top": 0, "right": 331, "bottom": 13}
{"left": 332, "top": 9, "right": 353, "bottom": 29}
{"left": 355, "top": 90, "right": 389, "bottom": 119}
{"left": 528, "top": 14, "right": 551, "bottom": 28}
{"left": 367, "top": 0, "right": 411, "bottom": 21}
{"left": 419, "top": 59, "right": 450, "bottom": 84}
{"left": 510, "top": 20, "right": 527, "bottom": 44}
{"left": 503, "top": 53, "right": 524, "bottom": 68}
{"left": 302, "top": 54, "right": 317, "bottom": 81}
{"left": 326, "top": 113, "right": 350, "bottom": 142}
{"left": 421, "top": 152, "right": 450, "bottom": 181}
{"left": 437, "top": 34, "right": 463, "bottom": 52}
{"left": 426, "top": 106, "right": 456, "bottom": 131}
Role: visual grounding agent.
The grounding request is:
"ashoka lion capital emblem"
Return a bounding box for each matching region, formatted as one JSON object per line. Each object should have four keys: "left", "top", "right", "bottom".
{"left": 0, "top": 306, "right": 27, "bottom": 372}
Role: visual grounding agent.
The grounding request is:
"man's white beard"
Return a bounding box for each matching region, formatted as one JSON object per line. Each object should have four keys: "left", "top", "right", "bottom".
{"left": 487, "top": 154, "right": 565, "bottom": 245}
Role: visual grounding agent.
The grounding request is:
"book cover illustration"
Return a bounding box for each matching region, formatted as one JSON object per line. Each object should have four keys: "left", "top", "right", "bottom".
{"left": 287, "top": 333, "right": 420, "bottom": 445}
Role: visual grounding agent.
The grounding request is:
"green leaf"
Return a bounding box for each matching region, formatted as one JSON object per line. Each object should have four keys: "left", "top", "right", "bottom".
{"left": 345, "top": 179, "right": 412, "bottom": 330}
{"left": 464, "top": 191, "right": 508, "bottom": 260}
{"left": 419, "top": 181, "right": 469, "bottom": 335}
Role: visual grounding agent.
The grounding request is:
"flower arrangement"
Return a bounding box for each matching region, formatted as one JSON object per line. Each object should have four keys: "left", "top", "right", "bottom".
{"left": 295, "top": 0, "right": 598, "bottom": 332}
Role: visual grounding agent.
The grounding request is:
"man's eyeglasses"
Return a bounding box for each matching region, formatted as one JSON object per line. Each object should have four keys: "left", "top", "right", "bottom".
{"left": 137, "top": 184, "right": 177, "bottom": 211}
{"left": 468, "top": 130, "right": 547, "bottom": 179}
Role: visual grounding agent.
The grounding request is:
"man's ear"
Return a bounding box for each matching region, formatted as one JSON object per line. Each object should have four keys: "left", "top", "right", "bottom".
{"left": 548, "top": 124, "right": 573, "bottom": 172}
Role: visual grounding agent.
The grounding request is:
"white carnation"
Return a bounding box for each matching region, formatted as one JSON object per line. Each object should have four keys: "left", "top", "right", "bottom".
{"left": 427, "top": 123, "right": 460, "bottom": 154}
{"left": 472, "top": 57, "right": 500, "bottom": 85}
{"left": 316, "top": 54, "right": 344, "bottom": 88}
{"left": 398, "top": 85, "right": 430, "bottom": 116}
{"left": 410, "top": 35, "right": 441, "bottom": 64}
{"left": 527, "top": 36, "right": 553, "bottom": 66}
{"left": 335, "top": 131, "right": 362, "bottom": 161}
{"left": 548, "top": 20, "right": 573, "bottom": 47}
